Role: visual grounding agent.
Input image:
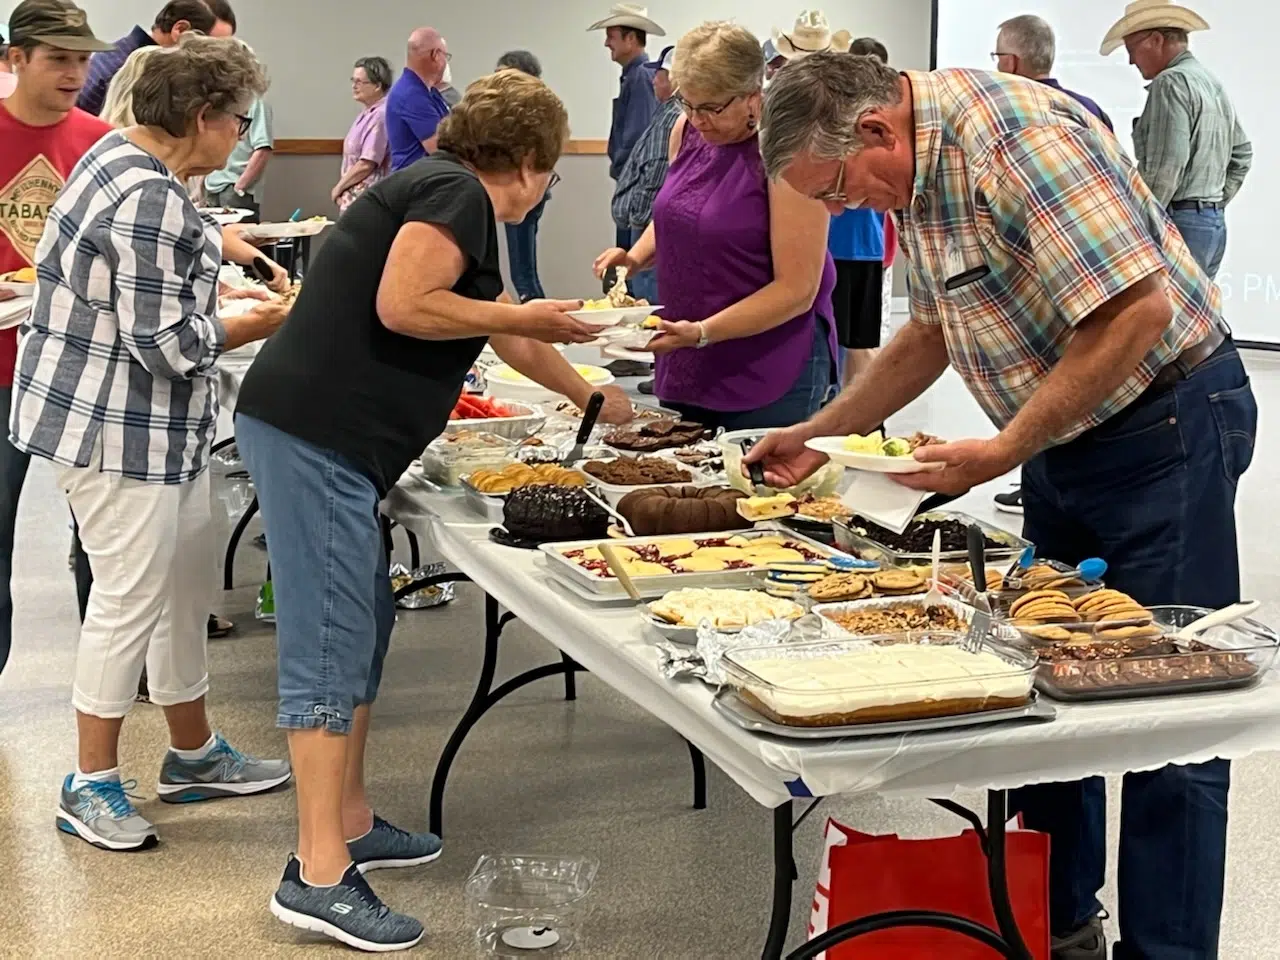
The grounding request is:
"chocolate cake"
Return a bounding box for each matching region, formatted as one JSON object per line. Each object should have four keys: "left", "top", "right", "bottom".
{"left": 617, "top": 485, "right": 752, "bottom": 536}
{"left": 604, "top": 418, "right": 709, "bottom": 453}
{"left": 583, "top": 457, "right": 692, "bottom": 486}
{"left": 846, "top": 514, "right": 1004, "bottom": 553}
{"left": 502, "top": 485, "right": 609, "bottom": 542}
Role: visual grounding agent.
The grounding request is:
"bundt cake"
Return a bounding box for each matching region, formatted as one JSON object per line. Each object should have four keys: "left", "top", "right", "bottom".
{"left": 503, "top": 485, "right": 609, "bottom": 542}
{"left": 616, "top": 485, "right": 752, "bottom": 536}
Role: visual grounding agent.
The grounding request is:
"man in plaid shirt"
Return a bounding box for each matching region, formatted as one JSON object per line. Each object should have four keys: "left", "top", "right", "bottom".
{"left": 753, "top": 55, "right": 1255, "bottom": 960}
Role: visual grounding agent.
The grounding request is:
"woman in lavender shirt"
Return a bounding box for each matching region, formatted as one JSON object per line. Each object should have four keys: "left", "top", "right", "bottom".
{"left": 594, "top": 22, "right": 837, "bottom": 430}
{"left": 331, "top": 57, "right": 392, "bottom": 210}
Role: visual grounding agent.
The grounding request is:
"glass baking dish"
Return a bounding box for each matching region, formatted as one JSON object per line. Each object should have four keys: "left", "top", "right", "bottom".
{"left": 832, "top": 510, "right": 1029, "bottom": 568}
{"left": 421, "top": 432, "right": 515, "bottom": 487}
{"left": 720, "top": 634, "right": 1037, "bottom": 728}
{"left": 1031, "top": 604, "right": 1280, "bottom": 701}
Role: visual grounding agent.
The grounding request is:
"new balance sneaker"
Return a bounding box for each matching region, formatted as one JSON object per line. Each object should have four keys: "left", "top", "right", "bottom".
{"left": 271, "top": 854, "right": 424, "bottom": 952}
{"left": 994, "top": 486, "right": 1024, "bottom": 515}
{"left": 348, "top": 815, "right": 442, "bottom": 873}
{"left": 157, "top": 733, "right": 292, "bottom": 803}
{"left": 56, "top": 774, "right": 158, "bottom": 851}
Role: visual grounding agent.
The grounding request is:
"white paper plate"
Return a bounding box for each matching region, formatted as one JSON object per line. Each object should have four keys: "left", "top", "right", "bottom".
{"left": 0, "top": 281, "right": 35, "bottom": 296}
{"left": 568, "top": 304, "right": 663, "bottom": 328}
{"left": 601, "top": 344, "right": 655, "bottom": 363}
{"left": 200, "top": 207, "right": 254, "bottom": 226}
{"left": 0, "top": 296, "right": 33, "bottom": 330}
{"left": 805, "top": 436, "right": 946, "bottom": 474}
{"left": 237, "top": 219, "right": 332, "bottom": 241}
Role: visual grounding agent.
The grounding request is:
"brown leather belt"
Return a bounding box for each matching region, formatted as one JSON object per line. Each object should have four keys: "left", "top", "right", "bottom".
{"left": 1150, "top": 327, "right": 1227, "bottom": 390}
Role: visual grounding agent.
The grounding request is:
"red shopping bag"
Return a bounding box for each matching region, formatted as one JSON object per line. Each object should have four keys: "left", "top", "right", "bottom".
{"left": 808, "top": 817, "right": 1050, "bottom": 959}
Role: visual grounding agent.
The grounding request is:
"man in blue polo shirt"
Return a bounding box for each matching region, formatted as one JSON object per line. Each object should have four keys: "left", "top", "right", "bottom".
{"left": 386, "top": 26, "right": 451, "bottom": 172}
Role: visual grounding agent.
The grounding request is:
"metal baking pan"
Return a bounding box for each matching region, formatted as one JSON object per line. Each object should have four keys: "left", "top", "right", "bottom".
{"left": 443, "top": 401, "right": 546, "bottom": 440}
{"left": 538, "top": 524, "right": 840, "bottom": 601}
{"left": 711, "top": 687, "right": 1055, "bottom": 740}
{"left": 1032, "top": 604, "right": 1280, "bottom": 702}
{"left": 639, "top": 598, "right": 814, "bottom": 645}
{"left": 833, "top": 510, "right": 1030, "bottom": 568}
{"left": 813, "top": 593, "right": 1021, "bottom": 645}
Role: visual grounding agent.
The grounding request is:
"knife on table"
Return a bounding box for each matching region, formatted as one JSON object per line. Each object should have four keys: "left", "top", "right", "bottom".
{"left": 562, "top": 391, "right": 605, "bottom": 465}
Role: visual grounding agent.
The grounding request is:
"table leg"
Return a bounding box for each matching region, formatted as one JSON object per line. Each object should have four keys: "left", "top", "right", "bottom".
{"left": 561, "top": 653, "right": 578, "bottom": 701}
{"left": 223, "top": 495, "right": 259, "bottom": 591}
{"left": 685, "top": 739, "right": 707, "bottom": 810}
{"left": 762, "top": 801, "right": 796, "bottom": 960}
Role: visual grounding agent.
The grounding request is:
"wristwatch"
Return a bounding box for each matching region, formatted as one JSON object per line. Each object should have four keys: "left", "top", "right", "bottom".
{"left": 695, "top": 322, "right": 711, "bottom": 349}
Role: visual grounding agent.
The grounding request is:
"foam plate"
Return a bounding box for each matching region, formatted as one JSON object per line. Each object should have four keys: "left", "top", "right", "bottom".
{"left": 805, "top": 437, "right": 946, "bottom": 474}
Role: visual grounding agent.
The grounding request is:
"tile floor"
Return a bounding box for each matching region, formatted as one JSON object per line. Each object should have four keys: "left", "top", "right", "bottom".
{"left": 3, "top": 352, "right": 1280, "bottom": 958}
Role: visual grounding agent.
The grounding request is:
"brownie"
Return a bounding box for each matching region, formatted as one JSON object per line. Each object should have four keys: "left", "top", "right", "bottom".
{"left": 846, "top": 514, "right": 1003, "bottom": 554}
{"left": 583, "top": 457, "right": 692, "bottom": 486}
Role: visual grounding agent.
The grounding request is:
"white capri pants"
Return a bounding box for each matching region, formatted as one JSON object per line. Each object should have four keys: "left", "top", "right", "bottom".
{"left": 60, "top": 447, "right": 215, "bottom": 718}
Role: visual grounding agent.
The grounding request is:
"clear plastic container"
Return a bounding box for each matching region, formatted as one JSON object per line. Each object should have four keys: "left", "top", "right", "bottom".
{"left": 720, "top": 634, "right": 1037, "bottom": 728}
{"left": 832, "top": 511, "right": 1029, "bottom": 568}
{"left": 421, "top": 432, "right": 515, "bottom": 487}
{"left": 1031, "top": 604, "right": 1280, "bottom": 701}
{"left": 464, "top": 854, "right": 598, "bottom": 957}
{"left": 941, "top": 558, "right": 1102, "bottom": 615}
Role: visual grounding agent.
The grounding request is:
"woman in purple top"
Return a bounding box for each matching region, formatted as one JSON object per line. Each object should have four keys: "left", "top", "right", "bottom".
{"left": 331, "top": 57, "right": 393, "bottom": 211}
{"left": 595, "top": 22, "right": 837, "bottom": 430}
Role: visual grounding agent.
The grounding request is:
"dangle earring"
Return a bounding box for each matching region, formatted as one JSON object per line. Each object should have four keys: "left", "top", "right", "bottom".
{"left": 747, "top": 116, "right": 758, "bottom": 130}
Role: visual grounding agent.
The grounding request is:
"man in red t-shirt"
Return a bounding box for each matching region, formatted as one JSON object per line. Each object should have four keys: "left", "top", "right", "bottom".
{"left": 0, "top": 0, "right": 112, "bottom": 678}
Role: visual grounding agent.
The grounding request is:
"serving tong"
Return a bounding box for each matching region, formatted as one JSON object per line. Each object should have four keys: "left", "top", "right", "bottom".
{"left": 962, "top": 524, "right": 993, "bottom": 654}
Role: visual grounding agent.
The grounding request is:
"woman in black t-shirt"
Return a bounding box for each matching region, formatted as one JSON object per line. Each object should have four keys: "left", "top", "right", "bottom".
{"left": 235, "top": 70, "right": 633, "bottom": 950}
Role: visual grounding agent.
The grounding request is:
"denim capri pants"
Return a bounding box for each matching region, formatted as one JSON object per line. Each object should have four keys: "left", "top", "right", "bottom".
{"left": 235, "top": 414, "right": 394, "bottom": 735}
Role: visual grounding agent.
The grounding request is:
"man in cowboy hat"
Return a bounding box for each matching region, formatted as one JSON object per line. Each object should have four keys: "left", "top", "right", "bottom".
{"left": 771, "top": 9, "right": 851, "bottom": 61}
{"left": 1102, "top": 0, "right": 1251, "bottom": 279}
{"left": 754, "top": 51, "right": 1254, "bottom": 960}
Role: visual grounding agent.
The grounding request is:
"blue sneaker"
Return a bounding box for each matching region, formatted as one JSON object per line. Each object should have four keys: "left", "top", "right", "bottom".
{"left": 270, "top": 854, "right": 424, "bottom": 952}
{"left": 157, "top": 733, "right": 291, "bottom": 803}
{"left": 348, "top": 815, "right": 442, "bottom": 874}
{"left": 56, "top": 774, "right": 158, "bottom": 851}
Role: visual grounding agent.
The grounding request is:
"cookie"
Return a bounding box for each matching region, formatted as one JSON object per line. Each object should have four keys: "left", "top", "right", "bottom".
{"left": 1019, "top": 624, "right": 1074, "bottom": 643}
{"left": 870, "top": 569, "right": 925, "bottom": 593}
{"left": 1094, "top": 624, "right": 1163, "bottom": 641}
{"left": 1009, "top": 589, "right": 1071, "bottom": 618}
{"left": 1074, "top": 589, "right": 1130, "bottom": 613}
{"left": 808, "top": 573, "right": 871, "bottom": 602}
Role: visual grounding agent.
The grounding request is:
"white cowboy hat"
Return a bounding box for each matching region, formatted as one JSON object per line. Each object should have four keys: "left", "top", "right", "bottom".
{"left": 771, "top": 10, "right": 852, "bottom": 60}
{"left": 1100, "top": 0, "right": 1209, "bottom": 55}
{"left": 588, "top": 3, "right": 666, "bottom": 36}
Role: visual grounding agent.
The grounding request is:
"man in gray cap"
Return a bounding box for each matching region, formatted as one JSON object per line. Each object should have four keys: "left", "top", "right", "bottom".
{"left": 0, "top": 0, "right": 112, "bottom": 682}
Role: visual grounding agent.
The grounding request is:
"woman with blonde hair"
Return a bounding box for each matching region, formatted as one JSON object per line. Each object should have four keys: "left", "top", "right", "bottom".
{"left": 235, "top": 68, "right": 632, "bottom": 950}
{"left": 11, "top": 35, "right": 291, "bottom": 856}
{"left": 594, "top": 21, "right": 836, "bottom": 430}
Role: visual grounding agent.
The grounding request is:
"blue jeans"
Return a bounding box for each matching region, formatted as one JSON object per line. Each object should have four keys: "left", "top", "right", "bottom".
{"left": 628, "top": 225, "right": 659, "bottom": 305}
{"left": 1012, "top": 340, "right": 1256, "bottom": 958}
{"left": 236, "top": 414, "right": 394, "bottom": 735}
{"left": 505, "top": 194, "right": 547, "bottom": 302}
{"left": 0, "top": 387, "right": 30, "bottom": 679}
{"left": 1170, "top": 206, "right": 1227, "bottom": 279}
{"left": 666, "top": 318, "right": 836, "bottom": 431}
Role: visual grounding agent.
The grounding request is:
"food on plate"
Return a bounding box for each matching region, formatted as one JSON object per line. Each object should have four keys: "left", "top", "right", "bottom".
{"left": 1, "top": 267, "right": 36, "bottom": 283}
{"left": 842, "top": 430, "right": 943, "bottom": 457}
{"left": 808, "top": 572, "right": 874, "bottom": 602}
{"left": 1008, "top": 588, "right": 1151, "bottom": 628}
{"left": 583, "top": 294, "right": 649, "bottom": 310}
{"left": 668, "top": 443, "right": 724, "bottom": 471}
{"left": 649, "top": 588, "right": 804, "bottom": 629}
{"left": 868, "top": 568, "right": 926, "bottom": 596}
{"left": 731, "top": 642, "right": 1031, "bottom": 727}
{"left": 843, "top": 514, "right": 1008, "bottom": 555}
{"left": 468, "top": 463, "right": 587, "bottom": 495}
{"left": 818, "top": 601, "right": 965, "bottom": 635}
{"left": 502, "top": 485, "right": 609, "bottom": 542}
{"left": 582, "top": 457, "right": 692, "bottom": 486}
{"left": 604, "top": 418, "right": 708, "bottom": 452}
{"left": 558, "top": 532, "right": 827, "bottom": 579}
{"left": 449, "top": 395, "right": 516, "bottom": 421}
{"left": 736, "top": 493, "right": 797, "bottom": 522}
{"left": 615, "top": 485, "right": 750, "bottom": 536}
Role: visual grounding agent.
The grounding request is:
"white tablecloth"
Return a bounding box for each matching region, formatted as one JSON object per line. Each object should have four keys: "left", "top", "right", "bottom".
{"left": 384, "top": 465, "right": 1280, "bottom": 808}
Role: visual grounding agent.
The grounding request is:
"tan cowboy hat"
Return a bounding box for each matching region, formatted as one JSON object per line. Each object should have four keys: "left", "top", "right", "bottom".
{"left": 771, "top": 10, "right": 852, "bottom": 60}
{"left": 1100, "top": 0, "right": 1209, "bottom": 55}
{"left": 588, "top": 3, "right": 666, "bottom": 36}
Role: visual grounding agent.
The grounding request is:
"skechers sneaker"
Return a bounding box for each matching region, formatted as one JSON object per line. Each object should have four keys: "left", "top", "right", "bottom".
{"left": 348, "top": 815, "right": 442, "bottom": 873}
{"left": 994, "top": 486, "right": 1024, "bottom": 515}
{"left": 157, "top": 733, "right": 292, "bottom": 803}
{"left": 270, "top": 854, "right": 424, "bottom": 952}
{"left": 56, "top": 774, "right": 158, "bottom": 851}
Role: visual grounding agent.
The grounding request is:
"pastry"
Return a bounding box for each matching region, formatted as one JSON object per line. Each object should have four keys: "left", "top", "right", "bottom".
{"left": 737, "top": 493, "right": 798, "bottom": 522}
{"left": 819, "top": 602, "right": 965, "bottom": 635}
{"left": 674, "top": 554, "right": 728, "bottom": 572}
{"left": 502, "top": 485, "right": 609, "bottom": 541}
{"left": 734, "top": 643, "right": 1030, "bottom": 727}
{"left": 559, "top": 533, "right": 827, "bottom": 579}
{"left": 582, "top": 457, "right": 692, "bottom": 486}
{"left": 808, "top": 573, "right": 873, "bottom": 602}
{"left": 470, "top": 462, "right": 587, "bottom": 494}
{"left": 655, "top": 538, "right": 698, "bottom": 559}
{"left": 616, "top": 485, "right": 750, "bottom": 536}
{"left": 621, "top": 560, "right": 670, "bottom": 577}
{"left": 870, "top": 569, "right": 926, "bottom": 596}
{"left": 649, "top": 588, "right": 804, "bottom": 629}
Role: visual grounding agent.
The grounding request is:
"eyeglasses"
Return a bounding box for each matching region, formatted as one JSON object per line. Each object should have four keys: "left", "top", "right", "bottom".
{"left": 990, "top": 51, "right": 1015, "bottom": 62}
{"left": 233, "top": 113, "right": 252, "bottom": 137}
{"left": 435, "top": 49, "right": 453, "bottom": 62}
{"left": 547, "top": 171, "right": 562, "bottom": 190}
{"left": 351, "top": 77, "right": 374, "bottom": 87}
{"left": 675, "top": 93, "right": 740, "bottom": 118}
{"left": 812, "top": 155, "right": 849, "bottom": 204}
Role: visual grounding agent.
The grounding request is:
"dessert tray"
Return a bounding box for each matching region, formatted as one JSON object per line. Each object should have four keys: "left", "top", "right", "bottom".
{"left": 538, "top": 524, "right": 839, "bottom": 601}
{"left": 444, "top": 399, "right": 545, "bottom": 440}
{"left": 834, "top": 511, "right": 1030, "bottom": 568}
{"left": 641, "top": 588, "right": 807, "bottom": 643}
{"left": 716, "top": 634, "right": 1043, "bottom": 738}
{"left": 813, "top": 594, "right": 1015, "bottom": 642}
